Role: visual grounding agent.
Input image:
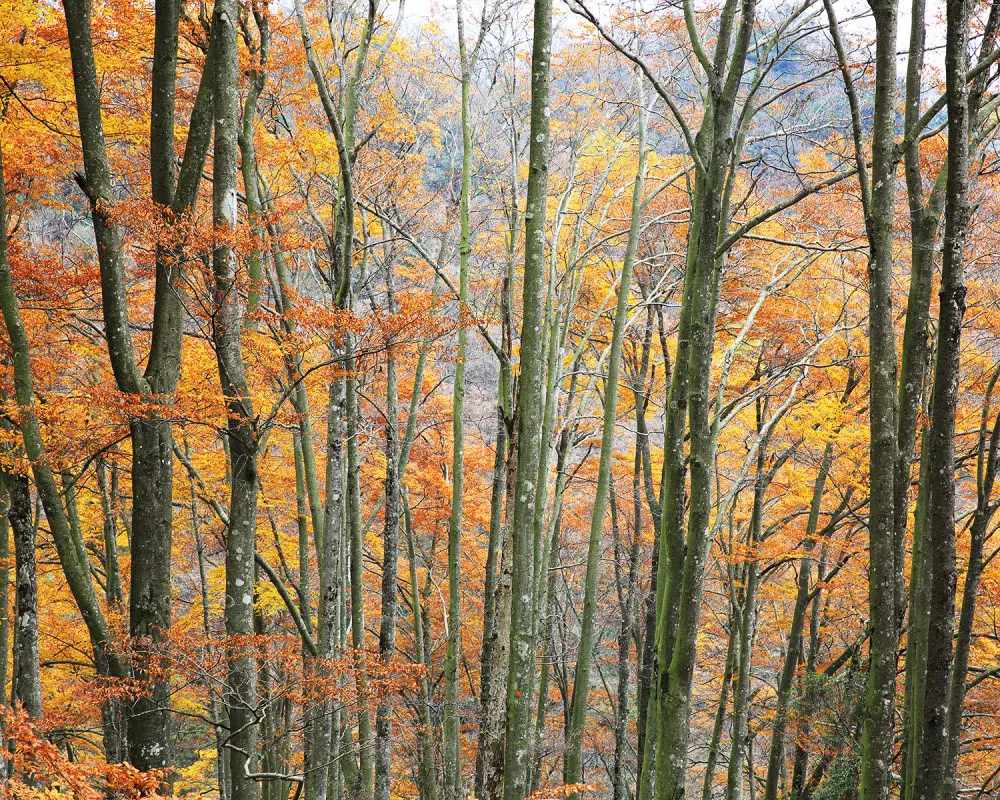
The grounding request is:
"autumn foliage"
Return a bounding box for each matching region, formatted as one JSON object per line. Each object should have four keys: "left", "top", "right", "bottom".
{"left": 1, "top": 0, "right": 1000, "bottom": 799}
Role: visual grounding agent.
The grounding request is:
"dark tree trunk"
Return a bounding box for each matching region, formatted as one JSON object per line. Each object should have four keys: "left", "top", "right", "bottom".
{"left": 7, "top": 473, "right": 41, "bottom": 719}
{"left": 916, "top": 0, "right": 972, "bottom": 793}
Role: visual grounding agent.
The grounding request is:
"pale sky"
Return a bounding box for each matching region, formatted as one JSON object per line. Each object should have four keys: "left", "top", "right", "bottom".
{"left": 396, "top": 0, "right": 949, "bottom": 68}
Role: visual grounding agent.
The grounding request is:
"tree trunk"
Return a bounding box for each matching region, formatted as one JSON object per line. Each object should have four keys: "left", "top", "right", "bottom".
{"left": 653, "top": 2, "right": 757, "bottom": 793}
{"left": 211, "top": 3, "right": 260, "bottom": 797}
{"left": 7, "top": 473, "right": 41, "bottom": 719}
{"left": 501, "top": 0, "right": 554, "bottom": 788}
{"left": 0, "top": 482, "right": 7, "bottom": 775}
{"left": 404, "top": 495, "right": 440, "bottom": 800}
{"left": 476, "top": 280, "right": 514, "bottom": 800}
{"left": 612, "top": 433, "right": 646, "bottom": 800}
{"left": 482, "top": 442, "right": 517, "bottom": 800}
{"left": 0, "top": 145, "right": 128, "bottom": 725}
{"left": 375, "top": 260, "right": 402, "bottom": 800}
{"left": 725, "top": 450, "right": 766, "bottom": 800}
{"left": 446, "top": 5, "right": 474, "bottom": 793}
{"left": 476, "top": 139, "right": 517, "bottom": 799}
{"left": 943, "top": 372, "right": 1000, "bottom": 800}
{"left": 763, "top": 444, "right": 834, "bottom": 800}
{"left": 700, "top": 608, "right": 737, "bottom": 800}
{"left": 824, "top": 0, "right": 902, "bottom": 795}
{"left": 529, "top": 416, "right": 576, "bottom": 795}
{"left": 916, "top": 0, "right": 971, "bottom": 792}
{"left": 564, "top": 92, "right": 647, "bottom": 792}
{"left": 61, "top": 0, "right": 217, "bottom": 771}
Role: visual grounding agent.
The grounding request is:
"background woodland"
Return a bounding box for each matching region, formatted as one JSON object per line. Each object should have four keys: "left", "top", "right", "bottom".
{"left": 1, "top": 0, "right": 1000, "bottom": 799}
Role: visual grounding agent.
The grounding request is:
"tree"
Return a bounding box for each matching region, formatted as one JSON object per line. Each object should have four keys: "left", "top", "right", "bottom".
{"left": 59, "top": 0, "right": 216, "bottom": 769}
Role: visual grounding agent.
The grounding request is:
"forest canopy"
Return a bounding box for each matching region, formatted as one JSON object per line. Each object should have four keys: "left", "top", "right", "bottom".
{"left": 0, "top": 0, "right": 999, "bottom": 799}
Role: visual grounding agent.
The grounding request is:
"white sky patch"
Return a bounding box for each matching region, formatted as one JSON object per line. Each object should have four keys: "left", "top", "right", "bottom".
{"left": 395, "top": 0, "right": 949, "bottom": 72}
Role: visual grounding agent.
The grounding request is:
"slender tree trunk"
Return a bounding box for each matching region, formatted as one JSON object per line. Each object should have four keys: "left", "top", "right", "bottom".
{"left": 763, "top": 444, "right": 834, "bottom": 800}
{"left": 841, "top": 1, "right": 901, "bottom": 796}
{"left": 612, "top": 431, "right": 646, "bottom": 800}
{"left": 211, "top": 3, "right": 260, "bottom": 797}
{"left": 482, "top": 440, "right": 517, "bottom": 800}
{"left": 256, "top": 607, "right": 288, "bottom": 800}
{"left": 523, "top": 181, "right": 576, "bottom": 796}
{"left": 501, "top": 0, "right": 554, "bottom": 787}
{"left": 642, "top": 288, "right": 688, "bottom": 800}
{"left": 564, "top": 93, "right": 647, "bottom": 791}
{"left": 903, "top": 434, "right": 932, "bottom": 800}
{"left": 7, "top": 473, "right": 40, "bottom": 719}
{"left": 895, "top": 0, "right": 940, "bottom": 612}
{"left": 187, "top": 442, "right": 231, "bottom": 800}
{"left": 700, "top": 608, "right": 737, "bottom": 800}
{"left": 96, "top": 459, "right": 125, "bottom": 608}
{"left": 897, "top": 0, "right": 945, "bottom": 786}
{"left": 633, "top": 298, "right": 661, "bottom": 799}
{"left": 375, "top": 261, "right": 402, "bottom": 800}
{"left": 943, "top": 374, "right": 1000, "bottom": 800}
{"left": 270, "top": 224, "right": 325, "bottom": 555}
{"left": 937, "top": 511, "right": 980, "bottom": 799}
{"left": 446, "top": 6, "right": 474, "bottom": 793}
{"left": 823, "top": 4, "right": 902, "bottom": 795}
{"left": 404, "top": 495, "right": 440, "bottom": 800}
{"left": 791, "top": 543, "right": 829, "bottom": 800}
{"left": 0, "top": 482, "right": 7, "bottom": 776}
{"left": 311, "top": 363, "right": 346, "bottom": 800}
{"left": 529, "top": 415, "right": 576, "bottom": 794}
{"left": 347, "top": 347, "right": 376, "bottom": 800}
{"left": 916, "top": 0, "right": 971, "bottom": 793}
{"left": 654, "top": 2, "right": 756, "bottom": 791}
{"left": 477, "top": 139, "right": 517, "bottom": 799}
{"left": 725, "top": 451, "right": 766, "bottom": 800}
{"left": 476, "top": 297, "right": 514, "bottom": 800}
{"left": 239, "top": 10, "right": 269, "bottom": 322}
{"left": 530, "top": 520, "right": 559, "bottom": 795}
{"left": 0, "top": 145, "right": 128, "bottom": 718}
{"left": 635, "top": 506, "right": 659, "bottom": 800}
{"left": 941, "top": 516, "right": 983, "bottom": 800}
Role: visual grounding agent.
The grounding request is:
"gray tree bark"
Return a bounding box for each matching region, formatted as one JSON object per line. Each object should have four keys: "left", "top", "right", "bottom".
{"left": 211, "top": 3, "right": 260, "bottom": 798}
{"left": 7, "top": 474, "right": 40, "bottom": 719}
{"left": 916, "top": 0, "right": 972, "bottom": 792}
{"left": 501, "top": 0, "right": 554, "bottom": 789}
